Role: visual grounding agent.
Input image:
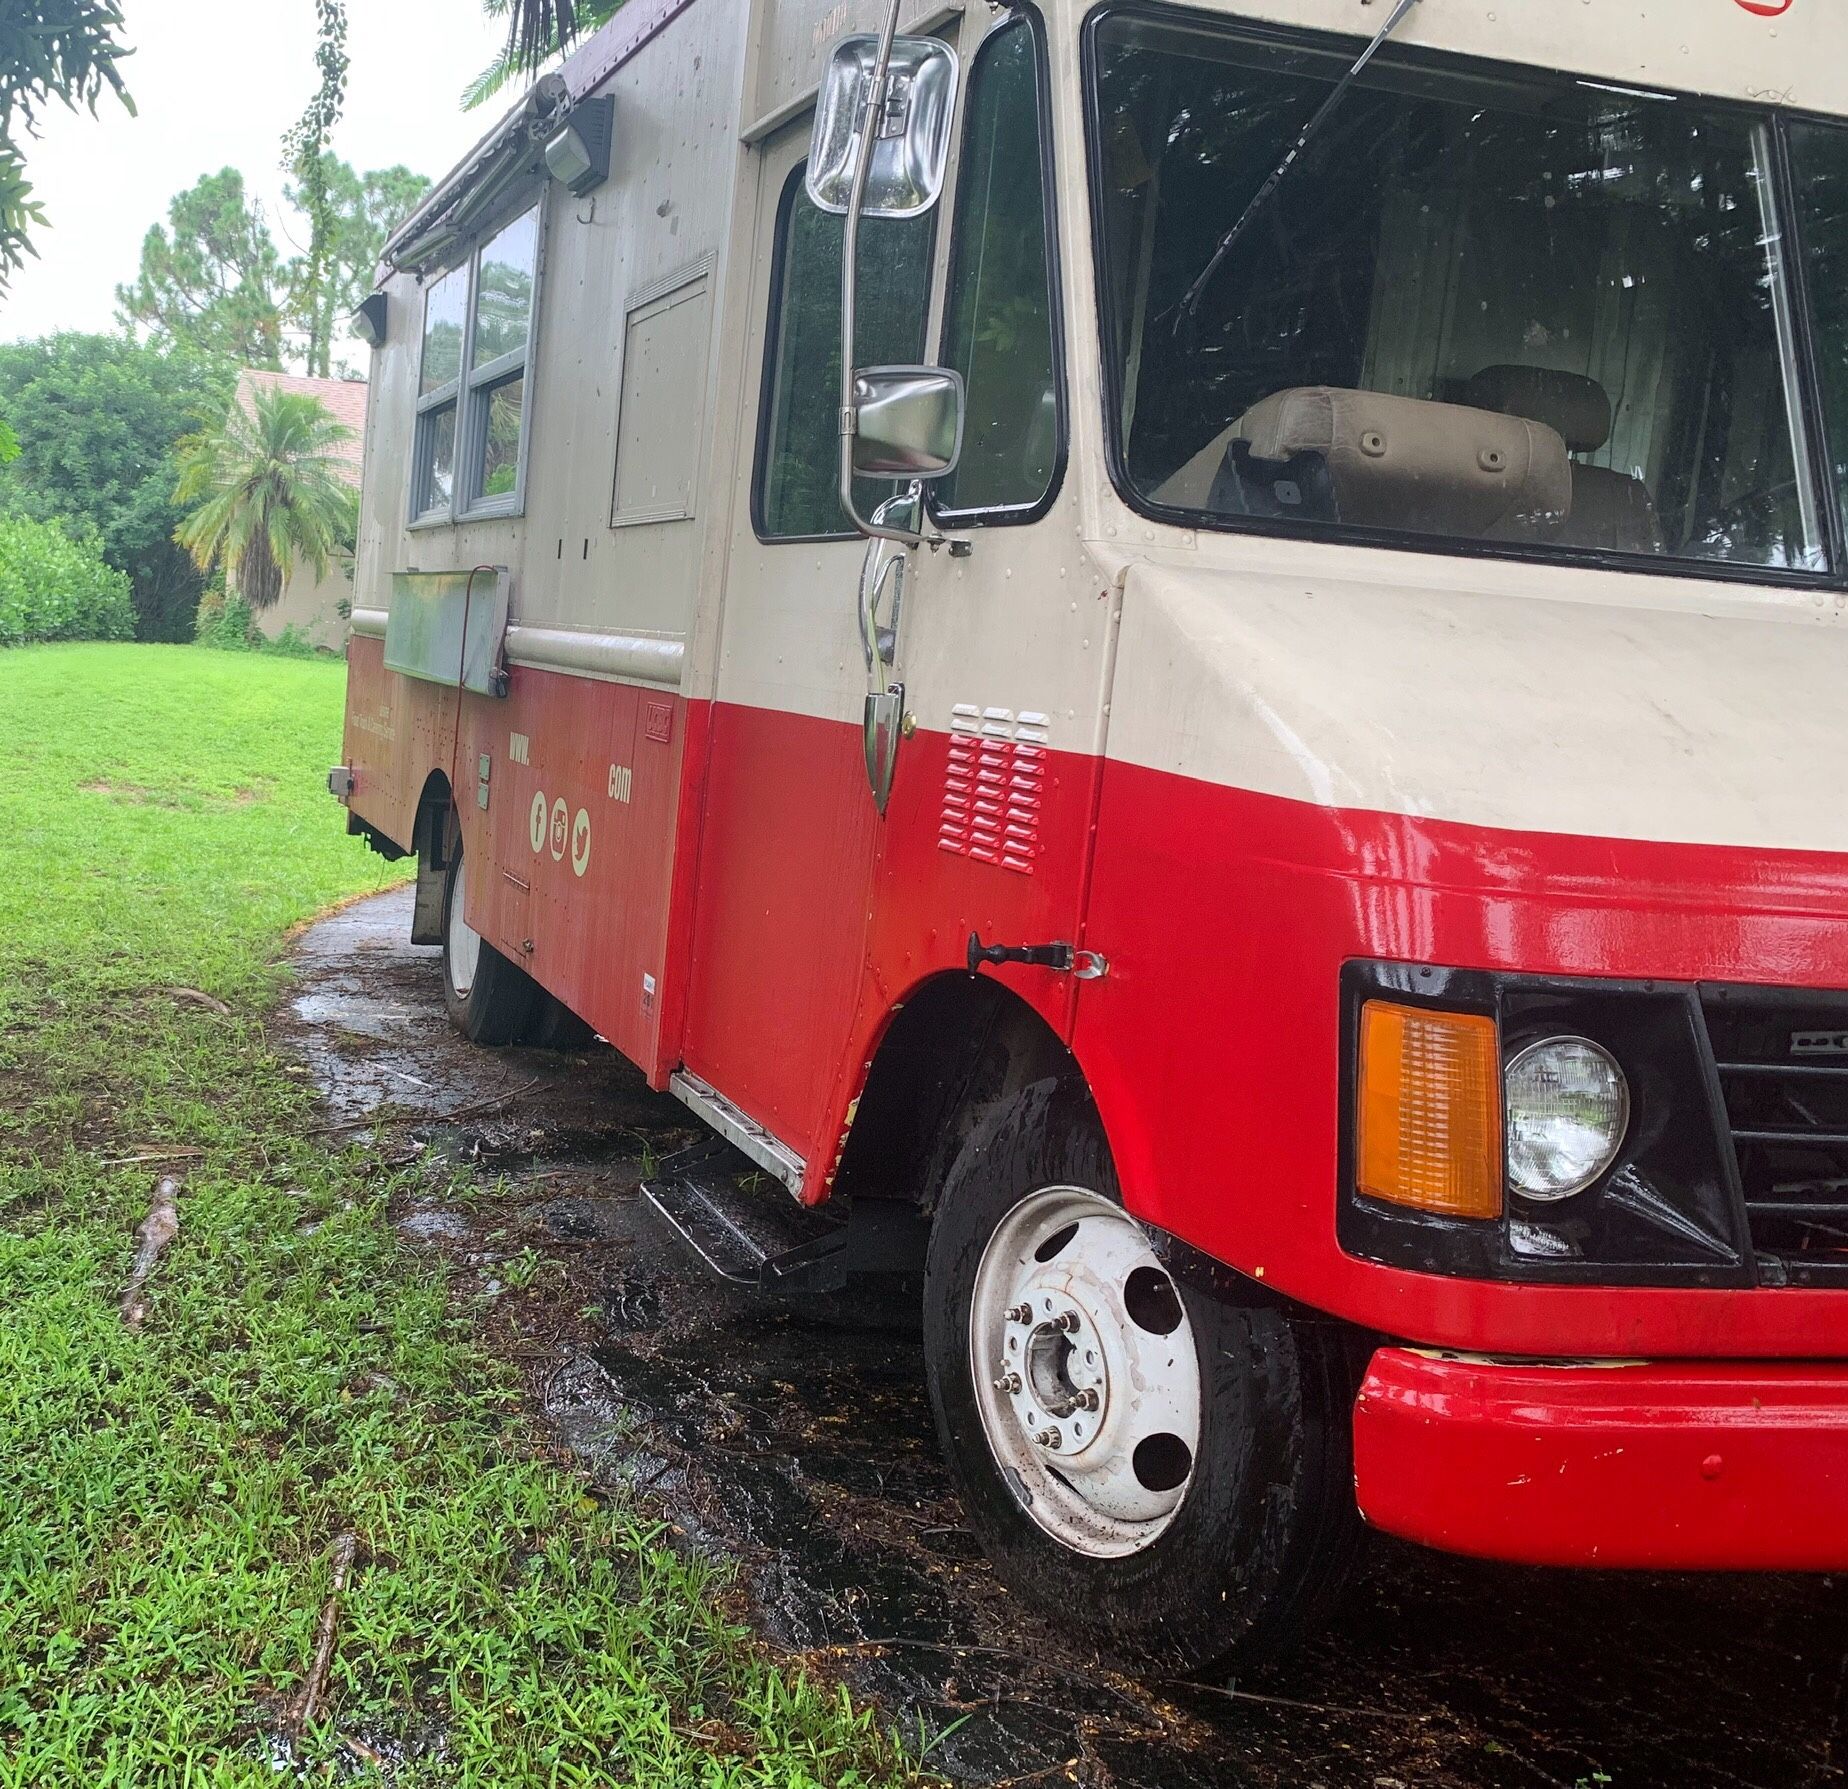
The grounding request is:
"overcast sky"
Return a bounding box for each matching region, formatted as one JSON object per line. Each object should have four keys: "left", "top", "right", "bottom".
{"left": 0, "top": 0, "right": 512, "bottom": 347}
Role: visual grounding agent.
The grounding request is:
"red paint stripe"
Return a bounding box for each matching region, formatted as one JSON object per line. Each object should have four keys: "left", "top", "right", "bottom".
{"left": 1078, "top": 763, "right": 1848, "bottom": 1359}
{"left": 344, "top": 661, "right": 1848, "bottom": 1358}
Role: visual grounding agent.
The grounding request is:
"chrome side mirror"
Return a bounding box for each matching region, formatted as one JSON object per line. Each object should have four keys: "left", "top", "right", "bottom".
{"left": 851, "top": 365, "right": 964, "bottom": 479}
{"left": 807, "top": 34, "right": 959, "bottom": 219}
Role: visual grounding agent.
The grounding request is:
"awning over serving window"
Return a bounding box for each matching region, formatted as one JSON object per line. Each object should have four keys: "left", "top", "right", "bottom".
{"left": 383, "top": 73, "right": 571, "bottom": 275}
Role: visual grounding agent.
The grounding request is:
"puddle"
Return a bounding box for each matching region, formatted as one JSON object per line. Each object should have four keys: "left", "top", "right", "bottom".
{"left": 286, "top": 888, "right": 1848, "bottom": 1788}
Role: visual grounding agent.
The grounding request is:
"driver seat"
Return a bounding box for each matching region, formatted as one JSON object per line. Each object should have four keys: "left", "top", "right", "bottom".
{"left": 1463, "top": 366, "right": 1665, "bottom": 555}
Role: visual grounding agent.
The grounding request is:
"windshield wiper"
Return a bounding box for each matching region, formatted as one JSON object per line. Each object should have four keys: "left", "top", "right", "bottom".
{"left": 1174, "top": 0, "right": 1424, "bottom": 328}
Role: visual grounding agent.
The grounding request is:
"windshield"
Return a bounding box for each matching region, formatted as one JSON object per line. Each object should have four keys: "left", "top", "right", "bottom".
{"left": 1087, "top": 9, "right": 1843, "bottom": 575}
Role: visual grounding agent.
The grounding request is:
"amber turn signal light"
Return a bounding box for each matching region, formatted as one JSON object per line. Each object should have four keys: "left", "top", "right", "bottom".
{"left": 1356, "top": 999, "right": 1503, "bottom": 1221}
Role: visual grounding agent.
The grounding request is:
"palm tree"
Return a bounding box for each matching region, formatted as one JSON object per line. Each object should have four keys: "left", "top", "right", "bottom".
{"left": 466, "top": 0, "right": 623, "bottom": 109}
{"left": 172, "top": 385, "right": 356, "bottom": 613}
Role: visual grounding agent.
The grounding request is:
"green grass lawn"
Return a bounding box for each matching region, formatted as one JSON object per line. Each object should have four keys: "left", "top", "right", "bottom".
{"left": 0, "top": 644, "right": 922, "bottom": 1788}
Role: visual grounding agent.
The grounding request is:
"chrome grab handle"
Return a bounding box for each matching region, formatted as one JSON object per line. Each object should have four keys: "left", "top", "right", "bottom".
{"left": 858, "top": 544, "right": 903, "bottom": 677}
{"left": 857, "top": 487, "right": 919, "bottom": 680}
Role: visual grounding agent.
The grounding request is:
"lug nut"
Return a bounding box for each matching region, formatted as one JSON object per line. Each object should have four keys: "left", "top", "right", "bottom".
{"left": 1057, "top": 1311, "right": 1081, "bottom": 1333}
{"left": 992, "top": 1372, "right": 1022, "bottom": 1394}
{"left": 1034, "top": 1428, "right": 1062, "bottom": 1450}
{"left": 1074, "top": 1387, "right": 1100, "bottom": 1411}
{"left": 1005, "top": 1303, "right": 1033, "bottom": 1323}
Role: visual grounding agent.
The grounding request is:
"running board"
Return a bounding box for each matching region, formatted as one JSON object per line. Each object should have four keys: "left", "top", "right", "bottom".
{"left": 641, "top": 1141, "right": 849, "bottom": 1293}
{"left": 669, "top": 1069, "right": 806, "bottom": 1196}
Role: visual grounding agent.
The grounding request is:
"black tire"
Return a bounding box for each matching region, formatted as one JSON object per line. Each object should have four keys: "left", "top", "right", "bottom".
{"left": 440, "top": 840, "right": 544, "bottom": 1045}
{"left": 531, "top": 995, "right": 596, "bottom": 1051}
{"left": 922, "top": 1078, "right": 1360, "bottom": 1673}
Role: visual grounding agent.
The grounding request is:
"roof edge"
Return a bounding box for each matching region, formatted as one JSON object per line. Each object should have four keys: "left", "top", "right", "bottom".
{"left": 379, "top": 0, "right": 706, "bottom": 280}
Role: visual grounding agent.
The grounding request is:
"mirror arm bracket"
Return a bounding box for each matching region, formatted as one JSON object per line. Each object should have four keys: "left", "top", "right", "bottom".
{"left": 832, "top": 0, "right": 967, "bottom": 557}
{"left": 838, "top": 0, "right": 902, "bottom": 546}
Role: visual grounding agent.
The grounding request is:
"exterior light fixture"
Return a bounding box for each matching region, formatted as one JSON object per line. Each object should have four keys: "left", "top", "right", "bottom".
{"left": 351, "top": 292, "right": 389, "bottom": 348}
{"left": 1504, "top": 1036, "right": 1630, "bottom": 1201}
{"left": 544, "top": 96, "right": 614, "bottom": 196}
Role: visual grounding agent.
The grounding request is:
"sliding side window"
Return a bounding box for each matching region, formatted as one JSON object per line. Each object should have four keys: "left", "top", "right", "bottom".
{"left": 754, "top": 163, "right": 934, "bottom": 541}
{"left": 412, "top": 264, "right": 467, "bottom": 521}
{"left": 464, "top": 207, "right": 539, "bottom": 513}
{"left": 934, "top": 15, "right": 1062, "bottom": 519}
{"left": 409, "top": 202, "right": 541, "bottom": 524}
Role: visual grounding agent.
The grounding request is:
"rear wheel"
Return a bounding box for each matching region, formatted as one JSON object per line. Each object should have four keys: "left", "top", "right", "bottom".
{"left": 922, "top": 1081, "right": 1359, "bottom": 1672}
{"left": 531, "top": 995, "right": 595, "bottom": 1050}
{"left": 441, "top": 841, "right": 543, "bottom": 1045}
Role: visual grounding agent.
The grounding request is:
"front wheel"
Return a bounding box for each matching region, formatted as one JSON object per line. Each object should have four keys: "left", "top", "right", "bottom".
{"left": 922, "top": 1081, "right": 1359, "bottom": 1672}
{"left": 441, "top": 840, "right": 543, "bottom": 1045}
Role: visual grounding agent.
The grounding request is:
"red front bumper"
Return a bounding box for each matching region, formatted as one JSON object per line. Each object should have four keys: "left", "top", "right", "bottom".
{"left": 1352, "top": 1348, "right": 1848, "bottom": 1570}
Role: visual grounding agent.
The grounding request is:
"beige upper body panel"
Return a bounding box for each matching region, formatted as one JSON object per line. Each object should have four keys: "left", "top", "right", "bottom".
{"left": 1040, "top": 0, "right": 1848, "bottom": 851}
{"left": 752, "top": 0, "right": 1842, "bottom": 117}
{"left": 356, "top": 0, "right": 1848, "bottom": 805}
{"left": 1104, "top": 536, "right": 1848, "bottom": 851}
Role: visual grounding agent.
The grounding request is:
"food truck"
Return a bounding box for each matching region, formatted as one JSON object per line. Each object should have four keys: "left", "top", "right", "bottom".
{"left": 331, "top": 0, "right": 1848, "bottom": 1666}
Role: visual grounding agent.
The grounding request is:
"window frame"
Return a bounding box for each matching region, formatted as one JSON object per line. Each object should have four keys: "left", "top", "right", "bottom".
{"left": 927, "top": 4, "right": 1069, "bottom": 530}
{"left": 1079, "top": 0, "right": 1848, "bottom": 592}
{"left": 407, "top": 190, "right": 546, "bottom": 530}
{"left": 409, "top": 264, "right": 467, "bottom": 526}
{"left": 749, "top": 158, "right": 938, "bottom": 547}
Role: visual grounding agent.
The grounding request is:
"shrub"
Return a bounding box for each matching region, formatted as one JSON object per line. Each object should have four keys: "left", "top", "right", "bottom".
{"left": 265, "top": 623, "right": 320, "bottom": 658}
{"left": 194, "top": 588, "right": 260, "bottom": 651}
{"left": 0, "top": 512, "right": 135, "bottom": 646}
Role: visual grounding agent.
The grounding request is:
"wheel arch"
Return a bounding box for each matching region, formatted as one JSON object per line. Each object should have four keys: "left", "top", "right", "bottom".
{"left": 831, "top": 971, "right": 1091, "bottom": 1222}
{"left": 409, "top": 770, "right": 457, "bottom": 947}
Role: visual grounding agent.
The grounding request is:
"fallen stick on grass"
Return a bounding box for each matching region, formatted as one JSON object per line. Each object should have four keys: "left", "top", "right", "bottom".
{"left": 285, "top": 1531, "right": 359, "bottom": 1742}
{"left": 163, "top": 986, "right": 231, "bottom": 1015}
{"left": 118, "top": 1175, "right": 182, "bottom": 1330}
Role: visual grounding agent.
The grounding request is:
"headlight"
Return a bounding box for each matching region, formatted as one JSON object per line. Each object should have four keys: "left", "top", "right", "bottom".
{"left": 1504, "top": 1037, "right": 1629, "bottom": 1201}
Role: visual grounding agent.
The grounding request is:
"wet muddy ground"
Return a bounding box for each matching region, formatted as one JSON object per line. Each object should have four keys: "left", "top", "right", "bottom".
{"left": 282, "top": 888, "right": 1848, "bottom": 1789}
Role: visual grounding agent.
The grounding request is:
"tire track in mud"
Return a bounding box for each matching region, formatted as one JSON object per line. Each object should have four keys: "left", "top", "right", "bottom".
{"left": 282, "top": 888, "right": 1848, "bottom": 1789}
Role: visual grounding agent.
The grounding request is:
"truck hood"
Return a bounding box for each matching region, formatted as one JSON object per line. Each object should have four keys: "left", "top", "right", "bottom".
{"left": 1108, "top": 557, "right": 1848, "bottom": 856}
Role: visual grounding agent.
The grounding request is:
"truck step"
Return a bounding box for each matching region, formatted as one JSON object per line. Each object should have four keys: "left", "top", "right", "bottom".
{"left": 641, "top": 1141, "right": 850, "bottom": 1293}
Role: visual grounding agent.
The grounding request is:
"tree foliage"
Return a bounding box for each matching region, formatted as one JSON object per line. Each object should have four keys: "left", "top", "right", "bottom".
{"left": 117, "top": 160, "right": 426, "bottom": 375}
{"left": 0, "top": 0, "right": 133, "bottom": 290}
{"left": 283, "top": 0, "right": 350, "bottom": 377}
{"left": 114, "top": 170, "right": 291, "bottom": 369}
{"left": 0, "top": 332, "right": 231, "bottom": 642}
{"left": 173, "top": 385, "right": 356, "bottom": 614}
{"left": 0, "top": 512, "right": 135, "bottom": 646}
{"left": 466, "top": 0, "right": 622, "bottom": 109}
{"left": 284, "top": 158, "right": 429, "bottom": 375}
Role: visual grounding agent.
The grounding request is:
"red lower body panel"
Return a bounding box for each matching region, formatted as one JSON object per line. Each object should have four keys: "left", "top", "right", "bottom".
{"left": 1077, "top": 763, "right": 1848, "bottom": 1358}
{"left": 1353, "top": 1348, "right": 1848, "bottom": 1569}
{"left": 342, "top": 645, "right": 1848, "bottom": 1360}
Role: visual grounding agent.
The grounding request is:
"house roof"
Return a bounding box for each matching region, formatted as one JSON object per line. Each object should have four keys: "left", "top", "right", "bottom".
{"left": 233, "top": 370, "right": 369, "bottom": 483}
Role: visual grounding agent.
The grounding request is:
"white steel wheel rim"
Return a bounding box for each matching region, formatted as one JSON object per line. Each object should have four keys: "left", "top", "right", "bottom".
{"left": 447, "top": 852, "right": 482, "bottom": 998}
{"left": 969, "top": 1185, "right": 1203, "bottom": 1559}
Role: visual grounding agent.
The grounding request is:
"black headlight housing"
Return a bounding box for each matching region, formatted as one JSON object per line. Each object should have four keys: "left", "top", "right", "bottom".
{"left": 1339, "top": 961, "right": 1755, "bottom": 1288}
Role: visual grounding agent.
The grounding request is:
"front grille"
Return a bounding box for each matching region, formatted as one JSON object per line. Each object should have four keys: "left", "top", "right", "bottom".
{"left": 1703, "top": 987, "right": 1848, "bottom": 1286}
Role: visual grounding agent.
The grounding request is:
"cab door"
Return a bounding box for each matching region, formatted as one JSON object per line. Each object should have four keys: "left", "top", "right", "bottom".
{"left": 677, "top": 121, "right": 941, "bottom": 1168}
{"left": 852, "top": 6, "right": 1099, "bottom": 1036}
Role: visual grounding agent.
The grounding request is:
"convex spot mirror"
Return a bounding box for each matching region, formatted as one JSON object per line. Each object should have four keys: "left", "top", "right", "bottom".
{"left": 852, "top": 365, "right": 964, "bottom": 479}
{"left": 806, "top": 33, "right": 960, "bottom": 219}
